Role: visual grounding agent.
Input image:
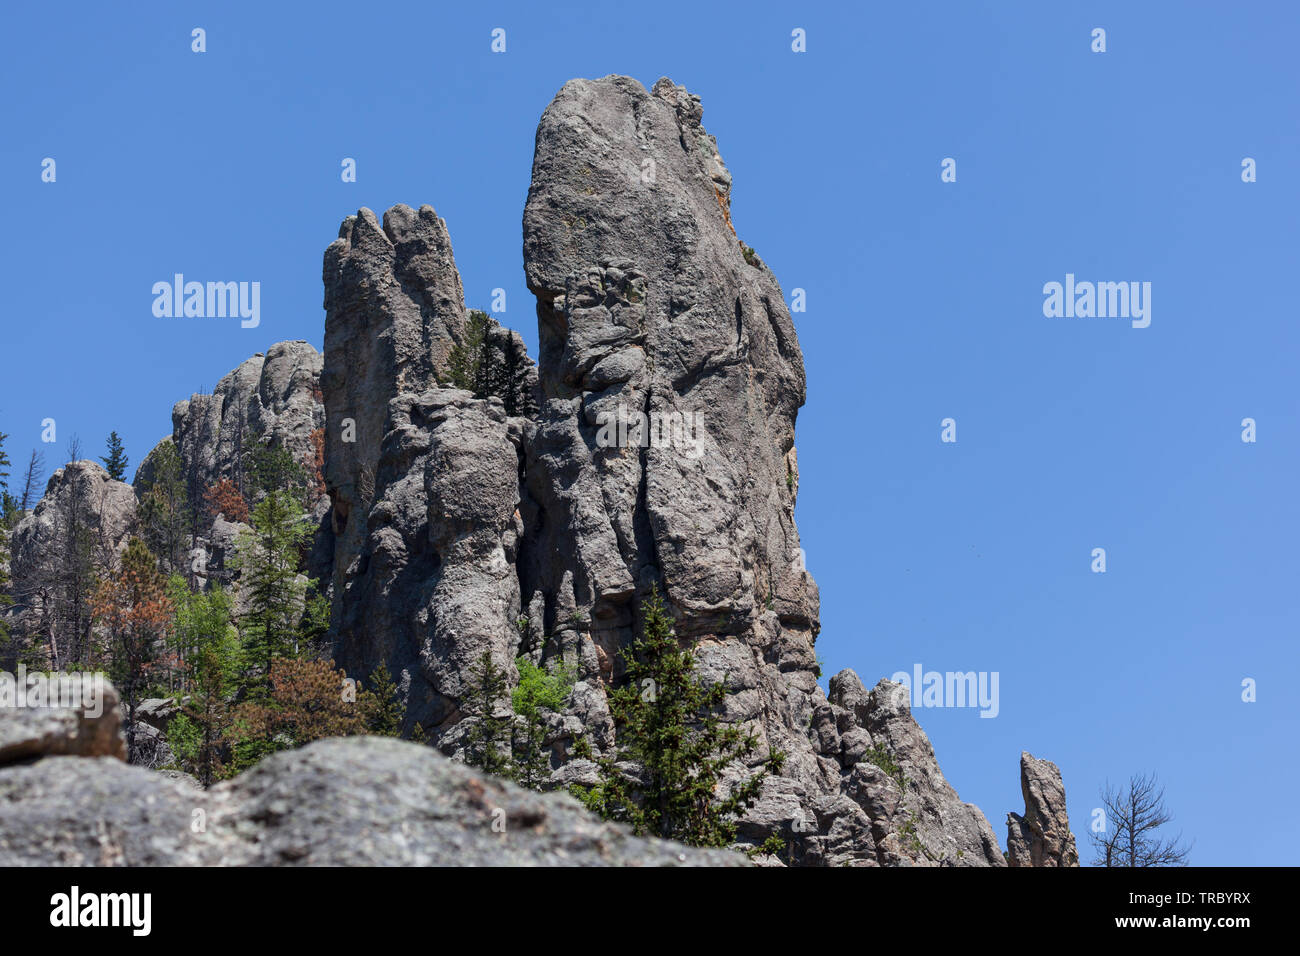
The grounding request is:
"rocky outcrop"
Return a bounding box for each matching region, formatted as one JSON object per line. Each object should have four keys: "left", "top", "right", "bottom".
{"left": 0, "top": 77, "right": 1062, "bottom": 869}
{"left": 321, "top": 204, "right": 467, "bottom": 540}
{"left": 512, "top": 73, "right": 843, "bottom": 858}
{"left": 326, "top": 387, "right": 526, "bottom": 734}
{"left": 5, "top": 462, "right": 138, "bottom": 665}
{"left": 1006, "top": 751, "right": 1080, "bottom": 867}
{"left": 321, "top": 205, "right": 536, "bottom": 734}
{"left": 0, "top": 674, "right": 126, "bottom": 765}
{"left": 138, "top": 340, "right": 325, "bottom": 508}
{"left": 313, "top": 75, "right": 1005, "bottom": 866}
{"left": 0, "top": 736, "right": 742, "bottom": 866}
{"left": 11, "top": 461, "right": 137, "bottom": 585}
{"left": 126, "top": 697, "right": 184, "bottom": 771}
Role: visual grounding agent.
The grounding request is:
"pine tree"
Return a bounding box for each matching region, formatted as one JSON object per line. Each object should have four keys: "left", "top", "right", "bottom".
{"left": 511, "top": 655, "right": 573, "bottom": 790}
{"left": 100, "top": 431, "right": 129, "bottom": 481}
{"left": 231, "top": 490, "right": 311, "bottom": 695}
{"left": 461, "top": 650, "right": 511, "bottom": 775}
{"left": 244, "top": 441, "right": 309, "bottom": 506}
{"left": 228, "top": 658, "right": 375, "bottom": 773}
{"left": 166, "top": 575, "right": 238, "bottom": 693}
{"left": 365, "top": 661, "right": 404, "bottom": 737}
{"left": 138, "top": 442, "right": 191, "bottom": 573}
{"left": 18, "top": 448, "right": 45, "bottom": 512}
{"left": 92, "top": 537, "right": 173, "bottom": 761}
{"left": 500, "top": 334, "right": 538, "bottom": 417}
{"left": 447, "top": 310, "right": 496, "bottom": 398}
{"left": 166, "top": 579, "right": 239, "bottom": 785}
{"left": 170, "top": 642, "right": 235, "bottom": 785}
{"left": 203, "top": 478, "right": 249, "bottom": 524}
{"left": 574, "top": 585, "right": 785, "bottom": 847}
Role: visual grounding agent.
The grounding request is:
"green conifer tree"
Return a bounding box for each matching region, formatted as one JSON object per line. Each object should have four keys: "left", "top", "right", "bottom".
{"left": 166, "top": 578, "right": 240, "bottom": 785}
{"left": 447, "top": 310, "right": 498, "bottom": 399}
{"left": 511, "top": 655, "right": 574, "bottom": 790}
{"left": 575, "top": 585, "right": 785, "bottom": 847}
{"left": 100, "top": 431, "right": 129, "bottom": 481}
{"left": 462, "top": 650, "right": 511, "bottom": 775}
{"left": 231, "top": 489, "right": 311, "bottom": 695}
{"left": 365, "top": 661, "right": 404, "bottom": 737}
{"left": 243, "top": 441, "right": 309, "bottom": 506}
{"left": 138, "top": 441, "right": 191, "bottom": 573}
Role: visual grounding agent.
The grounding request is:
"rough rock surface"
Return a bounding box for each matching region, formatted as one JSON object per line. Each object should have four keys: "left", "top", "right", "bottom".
{"left": 1006, "top": 751, "right": 1080, "bottom": 867}
{"left": 0, "top": 677, "right": 126, "bottom": 765}
{"left": 314, "top": 76, "right": 1008, "bottom": 866}
{"left": 0, "top": 736, "right": 742, "bottom": 866}
{"left": 125, "top": 697, "right": 184, "bottom": 770}
{"left": 11, "top": 462, "right": 137, "bottom": 586}
{"left": 6, "top": 461, "right": 138, "bottom": 657}
{"left": 321, "top": 204, "right": 534, "bottom": 733}
{"left": 137, "top": 340, "right": 325, "bottom": 507}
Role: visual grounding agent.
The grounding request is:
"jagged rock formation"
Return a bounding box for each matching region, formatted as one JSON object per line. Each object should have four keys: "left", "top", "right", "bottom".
{"left": 137, "top": 339, "right": 326, "bottom": 507}
{"left": 315, "top": 75, "right": 1007, "bottom": 866}
{"left": 321, "top": 205, "right": 535, "bottom": 734}
{"left": 133, "top": 341, "right": 327, "bottom": 590}
{"left": 0, "top": 76, "right": 1078, "bottom": 869}
{"left": 11, "top": 461, "right": 137, "bottom": 580}
{"left": 1006, "top": 751, "right": 1080, "bottom": 867}
{"left": 0, "top": 681, "right": 740, "bottom": 866}
{"left": 5, "top": 461, "right": 138, "bottom": 666}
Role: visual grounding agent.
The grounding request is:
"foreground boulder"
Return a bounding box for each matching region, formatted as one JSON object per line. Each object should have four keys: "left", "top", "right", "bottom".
{"left": 0, "top": 736, "right": 744, "bottom": 866}
{"left": 1006, "top": 751, "right": 1080, "bottom": 867}
{"left": 0, "top": 674, "right": 126, "bottom": 765}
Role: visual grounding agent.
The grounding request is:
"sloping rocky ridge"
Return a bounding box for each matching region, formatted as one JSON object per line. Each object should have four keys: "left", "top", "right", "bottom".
{"left": 319, "top": 75, "right": 1009, "bottom": 866}
{"left": 0, "top": 687, "right": 738, "bottom": 866}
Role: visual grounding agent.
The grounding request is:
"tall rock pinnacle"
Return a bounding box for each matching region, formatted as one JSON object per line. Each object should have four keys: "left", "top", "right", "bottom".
{"left": 315, "top": 76, "right": 1011, "bottom": 865}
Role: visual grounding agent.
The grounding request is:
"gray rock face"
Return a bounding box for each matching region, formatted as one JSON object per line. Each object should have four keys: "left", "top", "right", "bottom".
{"left": 321, "top": 204, "right": 467, "bottom": 546}
{"left": 7, "top": 462, "right": 138, "bottom": 664}
{"left": 139, "top": 340, "right": 325, "bottom": 507}
{"left": 0, "top": 675, "right": 126, "bottom": 765}
{"left": 521, "top": 76, "right": 815, "bottom": 640}
{"left": 511, "top": 76, "right": 1001, "bottom": 865}
{"left": 11, "top": 462, "right": 137, "bottom": 586}
{"left": 1006, "top": 751, "right": 1079, "bottom": 867}
{"left": 0, "top": 736, "right": 742, "bottom": 866}
{"left": 125, "top": 697, "right": 184, "bottom": 770}
{"left": 328, "top": 387, "right": 526, "bottom": 735}
{"left": 321, "top": 205, "right": 537, "bottom": 737}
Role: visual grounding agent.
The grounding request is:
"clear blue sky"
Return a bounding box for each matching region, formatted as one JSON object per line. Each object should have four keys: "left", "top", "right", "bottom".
{"left": 3, "top": 1, "right": 1296, "bottom": 865}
